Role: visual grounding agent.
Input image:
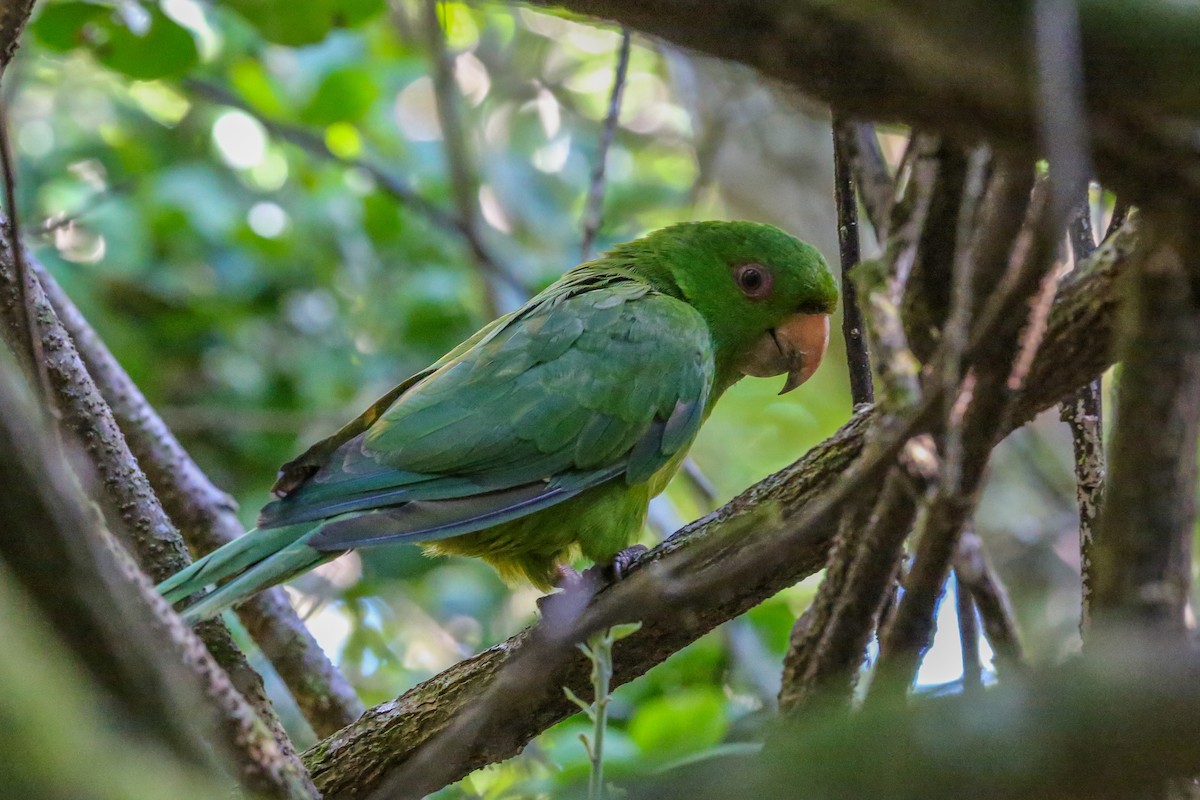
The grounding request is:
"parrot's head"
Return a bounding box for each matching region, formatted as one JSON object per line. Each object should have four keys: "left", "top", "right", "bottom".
{"left": 614, "top": 220, "right": 838, "bottom": 394}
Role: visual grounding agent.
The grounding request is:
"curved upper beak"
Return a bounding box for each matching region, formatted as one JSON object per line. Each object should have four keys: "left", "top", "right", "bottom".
{"left": 735, "top": 313, "right": 831, "bottom": 395}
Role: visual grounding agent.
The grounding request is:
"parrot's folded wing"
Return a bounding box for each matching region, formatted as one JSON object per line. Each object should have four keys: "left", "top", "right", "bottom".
{"left": 305, "top": 466, "right": 621, "bottom": 551}
{"left": 259, "top": 270, "right": 714, "bottom": 541}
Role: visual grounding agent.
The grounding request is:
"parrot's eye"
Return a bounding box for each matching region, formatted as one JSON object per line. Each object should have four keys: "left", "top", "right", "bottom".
{"left": 734, "top": 263, "right": 773, "bottom": 299}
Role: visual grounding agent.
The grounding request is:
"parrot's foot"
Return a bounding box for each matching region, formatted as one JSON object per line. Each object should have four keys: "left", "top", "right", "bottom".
{"left": 585, "top": 544, "right": 650, "bottom": 584}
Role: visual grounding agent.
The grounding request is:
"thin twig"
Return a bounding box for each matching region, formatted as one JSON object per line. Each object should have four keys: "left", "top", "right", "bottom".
{"left": 420, "top": 0, "right": 503, "bottom": 316}
{"left": 832, "top": 114, "right": 874, "bottom": 407}
{"left": 581, "top": 28, "right": 632, "bottom": 260}
{"left": 954, "top": 570, "right": 983, "bottom": 693}
{"left": 838, "top": 120, "right": 894, "bottom": 238}
{"left": 953, "top": 531, "right": 1024, "bottom": 674}
{"left": 184, "top": 78, "right": 526, "bottom": 297}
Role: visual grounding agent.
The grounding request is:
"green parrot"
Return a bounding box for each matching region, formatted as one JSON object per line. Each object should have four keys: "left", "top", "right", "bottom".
{"left": 159, "top": 221, "right": 837, "bottom": 623}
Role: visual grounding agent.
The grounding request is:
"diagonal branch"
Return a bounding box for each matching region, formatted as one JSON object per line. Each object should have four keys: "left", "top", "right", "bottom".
{"left": 34, "top": 260, "right": 365, "bottom": 737}
{"left": 184, "top": 78, "right": 527, "bottom": 298}
{"left": 304, "top": 216, "right": 1138, "bottom": 799}
{"left": 0, "top": 222, "right": 318, "bottom": 800}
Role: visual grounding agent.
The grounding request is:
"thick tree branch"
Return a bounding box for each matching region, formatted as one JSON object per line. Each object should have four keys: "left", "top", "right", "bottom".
{"left": 34, "top": 261, "right": 365, "bottom": 737}
{"left": 304, "top": 216, "right": 1138, "bottom": 799}
{"left": 525, "top": 0, "right": 1200, "bottom": 205}
{"left": 1091, "top": 210, "right": 1200, "bottom": 632}
{"left": 0, "top": 346, "right": 311, "bottom": 798}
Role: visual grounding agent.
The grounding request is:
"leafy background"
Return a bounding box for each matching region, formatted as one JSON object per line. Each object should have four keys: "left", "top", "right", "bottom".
{"left": 10, "top": 0, "right": 1089, "bottom": 794}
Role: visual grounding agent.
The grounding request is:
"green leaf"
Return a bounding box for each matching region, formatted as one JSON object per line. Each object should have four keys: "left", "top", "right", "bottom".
{"left": 225, "top": 0, "right": 384, "bottom": 46}
{"left": 609, "top": 621, "right": 643, "bottom": 641}
{"left": 31, "top": 2, "right": 198, "bottom": 79}
{"left": 97, "top": 6, "right": 199, "bottom": 80}
{"left": 31, "top": 2, "right": 103, "bottom": 52}
{"left": 627, "top": 688, "right": 728, "bottom": 762}
{"left": 301, "top": 67, "right": 379, "bottom": 126}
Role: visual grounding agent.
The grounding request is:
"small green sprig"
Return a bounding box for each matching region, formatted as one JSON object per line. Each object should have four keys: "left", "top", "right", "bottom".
{"left": 565, "top": 623, "right": 641, "bottom": 800}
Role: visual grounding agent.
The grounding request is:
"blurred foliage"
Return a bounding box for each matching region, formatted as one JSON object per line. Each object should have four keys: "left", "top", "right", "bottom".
{"left": 10, "top": 0, "right": 1094, "bottom": 795}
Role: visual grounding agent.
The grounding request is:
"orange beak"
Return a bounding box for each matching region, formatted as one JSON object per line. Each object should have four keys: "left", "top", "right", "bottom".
{"left": 735, "top": 313, "right": 831, "bottom": 394}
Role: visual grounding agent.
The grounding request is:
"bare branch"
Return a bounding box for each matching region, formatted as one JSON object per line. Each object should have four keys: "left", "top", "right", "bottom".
{"left": 872, "top": 179, "right": 1061, "bottom": 697}
{"left": 581, "top": 28, "right": 632, "bottom": 260}
{"left": 832, "top": 114, "right": 874, "bottom": 407}
{"left": 953, "top": 531, "right": 1024, "bottom": 674}
{"left": 184, "top": 78, "right": 527, "bottom": 298}
{"left": 1092, "top": 209, "right": 1200, "bottom": 632}
{"left": 836, "top": 120, "right": 893, "bottom": 237}
{"left": 522, "top": 0, "right": 1200, "bottom": 205}
{"left": 954, "top": 569, "right": 984, "bottom": 692}
{"left": 0, "top": 346, "right": 315, "bottom": 800}
{"left": 34, "top": 261, "right": 364, "bottom": 736}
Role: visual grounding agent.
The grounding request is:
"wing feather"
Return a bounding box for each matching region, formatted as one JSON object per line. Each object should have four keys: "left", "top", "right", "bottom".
{"left": 259, "top": 269, "right": 714, "bottom": 542}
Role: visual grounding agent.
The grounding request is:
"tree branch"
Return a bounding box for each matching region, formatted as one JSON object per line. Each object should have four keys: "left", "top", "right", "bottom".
{"left": 34, "top": 260, "right": 364, "bottom": 737}
{"left": 832, "top": 113, "right": 874, "bottom": 407}
{"left": 580, "top": 27, "right": 632, "bottom": 260}
{"left": 304, "top": 216, "right": 1139, "bottom": 799}
{"left": 0, "top": 0, "right": 33, "bottom": 72}
{"left": 524, "top": 0, "right": 1200, "bottom": 205}
{"left": 184, "top": 78, "right": 527, "bottom": 298}
{"left": 1091, "top": 209, "right": 1199, "bottom": 632}
{"left": 0, "top": 345, "right": 311, "bottom": 799}
{"left": 953, "top": 531, "right": 1024, "bottom": 674}
{"left": 1061, "top": 199, "right": 1106, "bottom": 632}
{"left": 0, "top": 224, "right": 318, "bottom": 799}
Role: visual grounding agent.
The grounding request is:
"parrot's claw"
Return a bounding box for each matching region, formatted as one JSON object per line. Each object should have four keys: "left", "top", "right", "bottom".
{"left": 588, "top": 544, "right": 650, "bottom": 584}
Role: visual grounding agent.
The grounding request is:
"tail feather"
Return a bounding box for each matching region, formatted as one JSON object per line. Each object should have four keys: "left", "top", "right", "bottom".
{"left": 157, "top": 523, "right": 310, "bottom": 606}
{"left": 178, "top": 538, "right": 337, "bottom": 624}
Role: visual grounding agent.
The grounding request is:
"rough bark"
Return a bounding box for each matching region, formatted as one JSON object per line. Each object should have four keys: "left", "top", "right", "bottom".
{"left": 0, "top": 0, "right": 34, "bottom": 70}
{"left": 304, "top": 216, "right": 1137, "bottom": 799}
{"left": 1092, "top": 212, "right": 1200, "bottom": 631}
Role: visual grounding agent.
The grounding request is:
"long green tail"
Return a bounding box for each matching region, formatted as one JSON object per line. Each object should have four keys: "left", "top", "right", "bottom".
{"left": 157, "top": 523, "right": 335, "bottom": 624}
